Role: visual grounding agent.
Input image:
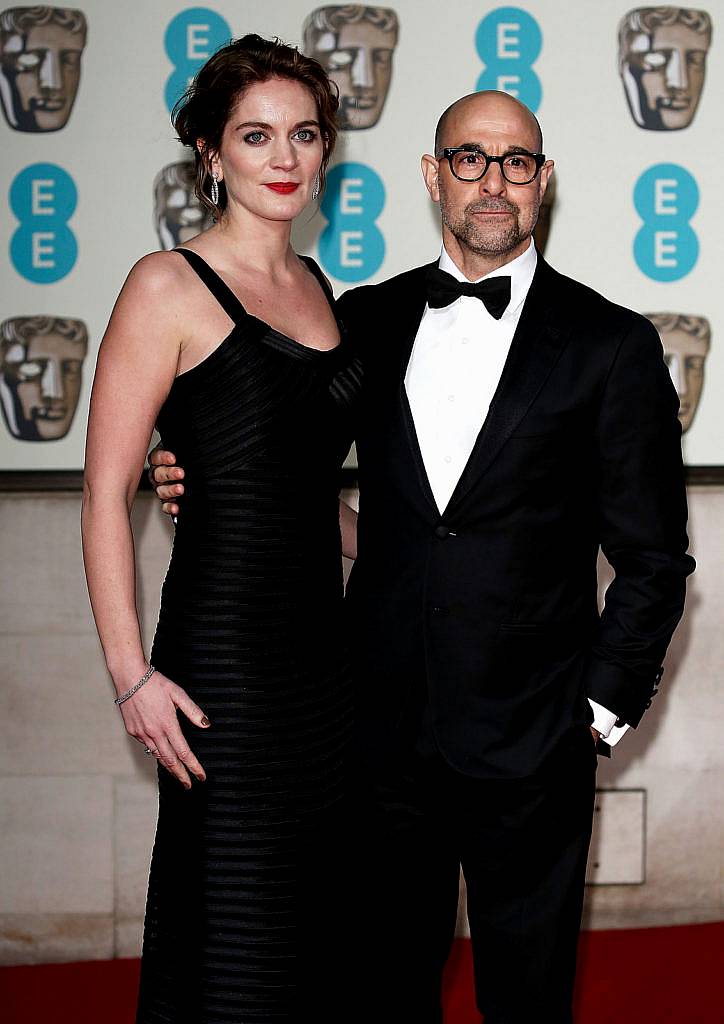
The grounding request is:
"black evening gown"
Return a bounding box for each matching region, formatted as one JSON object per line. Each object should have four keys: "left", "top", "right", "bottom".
{"left": 136, "top": 249, "right": 360, "bottom": 1023}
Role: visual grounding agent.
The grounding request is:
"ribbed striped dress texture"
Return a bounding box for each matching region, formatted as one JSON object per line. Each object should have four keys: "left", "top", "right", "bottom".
{"left": 136, "top": 250, "right": 361, "bottom": 1023}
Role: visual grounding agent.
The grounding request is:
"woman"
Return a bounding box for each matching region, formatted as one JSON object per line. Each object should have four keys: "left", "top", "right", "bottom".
{"left": 82, "top": 35, "right": 359, "bottom": 1023}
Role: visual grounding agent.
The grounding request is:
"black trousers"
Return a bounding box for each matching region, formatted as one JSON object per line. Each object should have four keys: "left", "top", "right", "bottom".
{"left": 349, "top": 725, "right": 597, "bottom": 1024}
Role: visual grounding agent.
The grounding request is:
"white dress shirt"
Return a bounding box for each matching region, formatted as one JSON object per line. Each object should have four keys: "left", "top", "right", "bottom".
{"left": 404, "top": 239, "right": 626, "bottom": 746}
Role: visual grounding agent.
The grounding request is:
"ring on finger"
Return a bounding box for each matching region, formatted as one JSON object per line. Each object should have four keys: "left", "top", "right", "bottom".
{"left": 143, "top": 745, "right": 158, "bottom": 757}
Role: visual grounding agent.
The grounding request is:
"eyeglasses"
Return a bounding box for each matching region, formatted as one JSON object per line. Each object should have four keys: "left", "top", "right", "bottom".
{"left": 438, "top": 147, "right": 546, "bottom": 185}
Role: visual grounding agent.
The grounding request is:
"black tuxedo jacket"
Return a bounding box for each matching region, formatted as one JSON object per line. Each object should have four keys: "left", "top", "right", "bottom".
{"left": 337, "top": 254, "right": 695, "bottom": 779}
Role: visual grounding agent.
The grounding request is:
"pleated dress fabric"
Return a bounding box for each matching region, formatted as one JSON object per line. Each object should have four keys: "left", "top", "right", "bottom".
{"left": 136, "top": 249, "right": 361, "bottom": 1023}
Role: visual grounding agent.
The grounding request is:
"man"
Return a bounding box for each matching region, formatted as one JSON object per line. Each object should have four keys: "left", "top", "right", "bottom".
{"left": 302, "top": 5, "right": 399, "bottom": 130}
{"left": 0, "top": 315, "right": 87, "bottom": 440}
{"left": 149, "top": 92, "right": 693, "bottom": 1022}
{"left": 647, "top": 312, "right": 710, "bottom": 433}
{"left": 0, "top": 5, "right": 87, "bottom": 132}
{"left": 153, "top": 161, "right": 214, "bottom": 251}
{"left": 618, "top": 6, "right": 712, "bottom": 131}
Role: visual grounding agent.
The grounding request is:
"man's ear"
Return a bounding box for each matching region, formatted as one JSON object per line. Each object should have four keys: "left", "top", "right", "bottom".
{"left": 421, "top": 153, "right": 441, "bottom": 204}
{"left": 538, "top": 159, "right": 554, "bottom": 201}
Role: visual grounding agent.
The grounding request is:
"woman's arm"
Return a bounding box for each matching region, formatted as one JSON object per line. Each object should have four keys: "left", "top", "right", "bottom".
{"left": 82, "top": 254, "right": 209, "bottom": 788}
{"left": 339, "top": 498, "right": 357, "bottom": 561}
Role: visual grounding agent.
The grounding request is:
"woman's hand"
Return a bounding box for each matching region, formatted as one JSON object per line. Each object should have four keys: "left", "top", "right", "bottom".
{"left": 119, "top": 670, "right": 210, "bottom": 788}
{"left": 148, "top": 445, "right": 185, "bottom": 517}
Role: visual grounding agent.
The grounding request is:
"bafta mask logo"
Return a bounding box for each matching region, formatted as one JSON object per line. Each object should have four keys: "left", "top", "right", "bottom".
{"left": 533, "top": 169, "right": 556, "bottom": 255}
{"left": 0, "top": 316, "right": 87, "bottom": 440}
{"left": 153, "top": 162, "right": 213, "bottom": 251}
{"left": 303, "top": 5, "right": 399, "bottom": 130}
{"left": 647, "top": 313, "right": 710, "bottom": 432}
{"left": 0, "top": 6, "right": 87, "bottom": 132}
{"left": 618, "top": 7, "right": 712, "bottom": 131}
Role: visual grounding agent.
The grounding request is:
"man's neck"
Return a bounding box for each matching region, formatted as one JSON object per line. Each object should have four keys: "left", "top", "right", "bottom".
{"left": 441, "top": 231, "right": 532, "bottom": 281}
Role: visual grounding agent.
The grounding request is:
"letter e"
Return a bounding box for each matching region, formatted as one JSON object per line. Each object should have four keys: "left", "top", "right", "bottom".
{"left": 654, "top": 179, "right": 678, "bottom": 216}
{"left": 31, "top": 179, "right": 55, "bottom": 216}
{"left": 496, "top": 74, "right": 521, "bottom": 96}
{"left": 32, "top": 231, "right": 56, "bottom": 268}
{"left": 654, "top": 230, "right": 678, "bottom": 267}
{"left": 187, "top": 24, "right": 210, "bottom": 60}
{"left": 340, "top": 178, "right": 363, "bottom": 215}
{"left": 340, "top": 230, "right": 363, "bottom": 267}
{"left": 497, "top": 23, "right": 521, "bottom": 59}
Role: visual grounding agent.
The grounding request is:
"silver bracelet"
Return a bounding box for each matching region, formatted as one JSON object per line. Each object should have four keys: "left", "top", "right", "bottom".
{"left": 114, "top": 664, "right": 156, "bottom": 706}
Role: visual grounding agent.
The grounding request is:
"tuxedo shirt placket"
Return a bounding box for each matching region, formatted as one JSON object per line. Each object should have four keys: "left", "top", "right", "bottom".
{"left": 405, "top": 242, "right": 535, "bottom": 514}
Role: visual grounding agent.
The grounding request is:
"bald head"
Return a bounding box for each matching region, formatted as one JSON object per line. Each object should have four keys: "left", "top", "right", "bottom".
{"left": 434, "top": 91, "right": 543, "bottom": 156}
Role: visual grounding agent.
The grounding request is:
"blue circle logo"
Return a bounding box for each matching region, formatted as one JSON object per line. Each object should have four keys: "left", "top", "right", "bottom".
{"left": 475, "top": 7, "right": 543, "bottom": 112}
{"left": 633, "top": 164, "right": 699, "bottom": 282}
{"left": 318, "top": 163, "right": 385, "bottom": 282}
{"left": 164, "top": 8, "right": 232, "bottom": 113}
{"left": 9, "top": 163, "right": 78, "bottom": 283}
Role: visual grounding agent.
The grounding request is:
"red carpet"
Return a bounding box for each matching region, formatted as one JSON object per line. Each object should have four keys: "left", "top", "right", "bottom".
{"left": 1, "top": 923, "right": 722, "bottom": 1023}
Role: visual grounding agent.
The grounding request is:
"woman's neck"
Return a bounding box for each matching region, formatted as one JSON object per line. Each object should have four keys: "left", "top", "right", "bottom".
{"left": 212, "top": 204, "right": 297, "bottom": 275}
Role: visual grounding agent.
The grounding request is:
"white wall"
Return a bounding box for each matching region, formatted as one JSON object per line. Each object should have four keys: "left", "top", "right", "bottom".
{"left": 0, "top": 487, "right": 721, "bottom": 964}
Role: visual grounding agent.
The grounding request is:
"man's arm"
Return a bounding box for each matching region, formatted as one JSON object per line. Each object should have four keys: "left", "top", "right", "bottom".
{"left": 148, "top": 445, "right": 185, "bottom": 517}
{"left": 584, "top": 314, "right": 695, "bottom": 727}
{"left": 148, "top": 447, "right": 359, "bottom": 559}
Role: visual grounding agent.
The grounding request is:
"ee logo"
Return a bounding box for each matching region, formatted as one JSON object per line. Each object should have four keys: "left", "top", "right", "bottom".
{"left": 633, "top": 164, "right": 699, "bottom": 282}
{"left": 318, "top": 163, "right": 385, "bottom": 283}
{"left": 164, "top": 7, "right": 232, "bottom": 113}
{"left": 475, "top": 7, "right": 542, "bottom": 112}
{"left": 9, "top": 163, "right": 78, "bottom": 283}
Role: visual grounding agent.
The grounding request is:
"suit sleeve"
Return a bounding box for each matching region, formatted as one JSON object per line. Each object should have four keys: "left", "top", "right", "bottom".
{"left": 335, "top": 286, "right": 368, "bottom": 351}
{"left": 584, "top": 315, "right": 695, "bottom": 727}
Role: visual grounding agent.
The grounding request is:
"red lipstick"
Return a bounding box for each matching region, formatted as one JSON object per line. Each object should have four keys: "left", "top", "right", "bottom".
{"left": 265, "top": 183, "right": 299, "bottom": 194}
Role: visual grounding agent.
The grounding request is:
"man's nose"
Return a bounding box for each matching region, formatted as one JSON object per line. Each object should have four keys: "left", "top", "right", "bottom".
{"left": 665, "top": 49, "right": 688, "bottom": 90}
{"left": 667, "top": 354, "right": 686, "bottom": 395}
{"left": 39, "top": 48, "right": 62, "bottom": 92}
{"left": 478, "top": 160, "right": 506, "bottom": 196}
{"left": 350, "top": 48, "right": 374, "bottom": 89}
{"left": 41, "top": 360, "right": 63, "bottom": 400}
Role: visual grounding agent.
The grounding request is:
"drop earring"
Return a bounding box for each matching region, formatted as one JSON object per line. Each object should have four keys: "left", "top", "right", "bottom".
{"left": 211, "top": 173, "right": 219, "bottom": 207}
{"left": 311, "top": 173, "right": 320, "bottom": 201}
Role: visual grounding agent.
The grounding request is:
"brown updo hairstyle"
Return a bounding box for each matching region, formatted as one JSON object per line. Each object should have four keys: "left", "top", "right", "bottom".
{"left": 173, "top": 34, "right": 339, "bottom": 217}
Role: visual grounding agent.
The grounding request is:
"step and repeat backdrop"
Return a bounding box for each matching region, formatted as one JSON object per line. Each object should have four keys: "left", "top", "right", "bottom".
{"left": 0, "top": 1, "right": 721, "bottom": 472}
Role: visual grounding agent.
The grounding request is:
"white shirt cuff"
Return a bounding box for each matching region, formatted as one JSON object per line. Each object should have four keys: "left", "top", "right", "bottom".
{"left": 587, "top": 698, "right": 630, "bottom": 747}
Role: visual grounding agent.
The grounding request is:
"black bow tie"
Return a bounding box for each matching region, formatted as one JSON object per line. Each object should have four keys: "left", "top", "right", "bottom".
{"left": 426, "top": 267, "right": 511, "bottom": 319}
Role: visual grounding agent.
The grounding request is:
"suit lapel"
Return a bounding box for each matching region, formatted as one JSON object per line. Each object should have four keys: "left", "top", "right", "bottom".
{"left": 444, "top": 258, "right": 569, "bottom": 516}
{"left": 394, "top": 263, "right": 439, "bottom": 516}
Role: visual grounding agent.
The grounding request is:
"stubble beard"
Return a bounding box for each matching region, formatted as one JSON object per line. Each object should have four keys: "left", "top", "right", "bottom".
{"left": 440, "top": 191, "right": 539, "bottom": 259}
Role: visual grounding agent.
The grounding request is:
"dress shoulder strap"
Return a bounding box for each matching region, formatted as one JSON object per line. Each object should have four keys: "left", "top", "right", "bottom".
{"left": 175, "top": 248, "right": 247, "bottom": 323}
{"left": 300, "top": 255, "right": 336, "bottom": 305}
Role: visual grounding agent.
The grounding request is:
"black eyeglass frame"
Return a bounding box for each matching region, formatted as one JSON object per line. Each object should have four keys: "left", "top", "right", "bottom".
{"left": 438, "top": 147, "right": 547, "bottom": 185}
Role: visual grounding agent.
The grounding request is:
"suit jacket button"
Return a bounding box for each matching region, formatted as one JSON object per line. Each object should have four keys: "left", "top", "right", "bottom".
{"left": 434, "top": 525, "right": 450, "bottom": 539}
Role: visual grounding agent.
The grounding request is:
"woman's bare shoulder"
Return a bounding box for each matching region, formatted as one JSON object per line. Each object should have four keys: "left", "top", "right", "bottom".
{"left": 123, "top": 249, "right": 193, "bottom": 302}
{"left": 103, "top": 250, "right": 198, "bottom": 349}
